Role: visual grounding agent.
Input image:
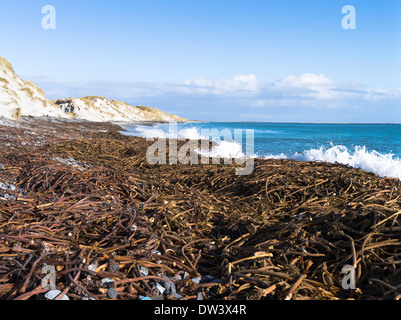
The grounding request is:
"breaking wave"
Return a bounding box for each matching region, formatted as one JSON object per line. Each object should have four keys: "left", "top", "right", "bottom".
{"left": 125, "top": 125, "right": 401, "bottom": 179}
{"left": 261, "top": 145, "right": 401, "bottom": 180}
{"left": 126, "top": 125, "right": 252, "bottom": 159}
{"left": 293, "top": 145, "right": 401, "bottom": 179}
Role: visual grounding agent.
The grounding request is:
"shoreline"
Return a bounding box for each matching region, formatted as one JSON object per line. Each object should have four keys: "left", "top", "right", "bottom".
{"left": 1, "top": 116, "right": 401, "bottom": 300}
{"left": 117, "top": 120, "right": 401, "bottom": 181}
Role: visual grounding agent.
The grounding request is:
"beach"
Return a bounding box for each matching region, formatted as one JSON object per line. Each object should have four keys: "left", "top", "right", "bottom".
{"left": 1, "top": 116, "right": 401, "bottom": 300}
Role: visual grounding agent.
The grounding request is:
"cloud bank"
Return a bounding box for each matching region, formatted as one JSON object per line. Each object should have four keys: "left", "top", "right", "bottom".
{"left": 28, "top": 73, "right": 401, "bottom": 122}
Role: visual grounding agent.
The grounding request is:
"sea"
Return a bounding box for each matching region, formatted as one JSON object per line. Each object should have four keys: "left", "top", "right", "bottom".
{"left": 122, "top": 122, "right": 401, "bottom": 180}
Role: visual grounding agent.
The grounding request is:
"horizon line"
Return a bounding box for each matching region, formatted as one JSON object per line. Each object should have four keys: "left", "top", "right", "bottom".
{"left": 190, "top": 121, "right": 401, "bottom": 125}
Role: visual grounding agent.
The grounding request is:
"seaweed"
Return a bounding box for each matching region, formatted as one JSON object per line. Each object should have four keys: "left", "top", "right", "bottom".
{"left": 0, "top": 126, "right": 401, "bottom": 300}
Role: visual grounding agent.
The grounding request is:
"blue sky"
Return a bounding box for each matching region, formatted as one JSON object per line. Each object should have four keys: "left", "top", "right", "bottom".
{"left": 0, "top": 0, "right": 400, "bottom": 122}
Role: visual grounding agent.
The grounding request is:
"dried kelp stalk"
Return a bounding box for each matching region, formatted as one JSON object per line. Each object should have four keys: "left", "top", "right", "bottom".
{"left": 1, "top": 129, "right": 400, "bottom": 300}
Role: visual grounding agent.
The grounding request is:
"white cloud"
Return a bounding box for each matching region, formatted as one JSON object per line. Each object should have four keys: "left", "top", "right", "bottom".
{"left": 180, "top": 73, "right": 394, "bottom": 102}
{"left": 274, "top": 73, "right": 333, "bottom": 88}
{"left": 30, "top": 73, "right": 401, "bottom": 110}
{"left": 273, "top": 74, "right": 341, "bottom": 100}
{"left": 249, "top": 99, "right": 270, "bottom": 107}
{"left": 183, "top": 78, "right": 214, "bottom": 87}
{"left": 183, "top": 74, "right": 261, "bottom": 95}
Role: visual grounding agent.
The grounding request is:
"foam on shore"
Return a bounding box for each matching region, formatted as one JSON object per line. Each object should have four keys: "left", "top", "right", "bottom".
{"left": 126, "top": 124, "right": 401, "bottom": 180}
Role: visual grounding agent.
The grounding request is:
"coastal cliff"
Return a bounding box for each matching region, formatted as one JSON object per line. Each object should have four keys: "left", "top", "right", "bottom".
{"left": 0, "top": 55, "right": 188, "bottom": 122}
{"left": 0, "top": 56, "right": 64, "bottom": 119}
{"left": 54, "top": 96, "right": 188, "bottom": 122}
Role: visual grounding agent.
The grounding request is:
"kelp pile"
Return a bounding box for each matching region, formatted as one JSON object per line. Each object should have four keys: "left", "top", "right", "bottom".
{"left": 1, "top": 129, "right": 401, "bottom": 300}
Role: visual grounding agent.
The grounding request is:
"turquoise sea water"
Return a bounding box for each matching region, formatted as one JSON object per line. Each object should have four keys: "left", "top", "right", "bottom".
{"left": 124, "top": 122, "right": 401, "bottom": 179}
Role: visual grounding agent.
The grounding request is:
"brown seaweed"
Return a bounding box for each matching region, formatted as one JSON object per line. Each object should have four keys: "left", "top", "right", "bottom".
{"left": 1, "top": 125, "right": 401, "bottom": 300}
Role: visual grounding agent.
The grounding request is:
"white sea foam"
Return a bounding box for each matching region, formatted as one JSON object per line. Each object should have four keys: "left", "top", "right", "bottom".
{"left": 258, "top": 145, "right": 401, "bottom": 179}
{"left": 176, "top": 127, "right": 206, "bottom": 140}
{"left": 129, "top": 125, "right": 252, "bottom": 159}
{"left": 130, "top": 125, "right": 206, "bottom": 140}
{"left": 128, "top": 125, "right": 169, "bottom": 139}
{"left": 262, "top": 153, "right": 288, "bottom": 160}
{"left": 197, "top": 140, "right": 247, "bottom": 159}
{"left": 127, "top": 125, "right": 401, "bottom": 180}
{"left": 292, "top": 145, "right": 401, "bottom": 180}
